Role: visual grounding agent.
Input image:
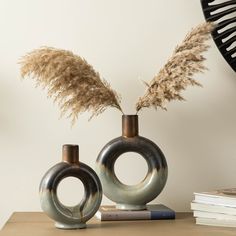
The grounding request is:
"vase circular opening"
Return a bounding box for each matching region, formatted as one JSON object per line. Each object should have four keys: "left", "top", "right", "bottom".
{"left": 96, "top": 115, "right": 168, "bottom": 210}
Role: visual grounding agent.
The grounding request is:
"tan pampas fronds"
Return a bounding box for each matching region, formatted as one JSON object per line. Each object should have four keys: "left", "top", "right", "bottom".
{"left": 20, "top": 47, "right": 123, "bottom": 124}
{"left": 136, "top": 22, "right": 215, "bottom": 113}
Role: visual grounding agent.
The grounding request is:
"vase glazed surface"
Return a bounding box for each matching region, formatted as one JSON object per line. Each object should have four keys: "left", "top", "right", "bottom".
{"left": 96, "top": 115, "right": 168, "bottom": 210}
{"left": 40, "top": 144, "right": 102, "bottom": 229}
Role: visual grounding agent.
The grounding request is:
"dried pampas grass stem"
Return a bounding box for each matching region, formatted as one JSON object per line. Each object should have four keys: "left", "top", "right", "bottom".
{"left": 136, "top": 22, "right": 215, "bottom": 113}
{"left": 20, "top": 47, "right": 123, "bottom": 124}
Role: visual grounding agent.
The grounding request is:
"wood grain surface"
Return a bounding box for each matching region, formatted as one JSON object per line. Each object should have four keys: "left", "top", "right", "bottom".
{"left": 0, "top": 212, "right": 235, "bottom": 236}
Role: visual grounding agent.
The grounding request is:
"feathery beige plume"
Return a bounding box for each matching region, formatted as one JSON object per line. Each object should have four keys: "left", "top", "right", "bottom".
{"left": 19, "top": 47, "right": 123, "bottom": 124}
{"left": 136, "top": 22, "right": 215, "bottom": 113}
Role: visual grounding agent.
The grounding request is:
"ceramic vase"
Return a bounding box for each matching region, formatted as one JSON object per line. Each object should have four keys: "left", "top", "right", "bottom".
{"left": 39, "top": 144, "right": 102, "bottom": 229}
{"left": 96, "top": 115, "right": 168, "bottom": 210}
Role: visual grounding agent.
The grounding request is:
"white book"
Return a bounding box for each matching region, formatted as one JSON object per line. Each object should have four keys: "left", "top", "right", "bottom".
{"left": 196, "top": 217, "right": 236, "bottom": 227}
{"left": 194, "top": 210, "right": 236, "bottom": 220}
{"left": 191, "top": 202, "right": 236, "bottom": 215}
{"left": 194, "top": 188, "right": 236, "bottom": 207}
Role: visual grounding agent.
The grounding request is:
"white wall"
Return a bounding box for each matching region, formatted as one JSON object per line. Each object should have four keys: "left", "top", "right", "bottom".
{"left": 0, "top": 0, "right": 235, "bottom": 228}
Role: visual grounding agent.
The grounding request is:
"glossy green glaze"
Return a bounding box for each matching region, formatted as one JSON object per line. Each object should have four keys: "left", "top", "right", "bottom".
{"left": 96, "top": 115, "right": 168, "bottom": 210}
{"left": 40, "top": 161, "right": 102, "bottom": 229}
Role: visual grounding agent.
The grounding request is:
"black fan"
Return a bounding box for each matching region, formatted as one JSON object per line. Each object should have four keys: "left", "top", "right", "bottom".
{"left": 201, "top": 0, "right": 236, "bottom": 72}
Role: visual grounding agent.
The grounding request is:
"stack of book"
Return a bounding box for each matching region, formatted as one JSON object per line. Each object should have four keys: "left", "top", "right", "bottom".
{"left": 191, "top": 188, "right": 236, "bottom": 227}
{"left": 96, "top": 204, "right": 175, "bottom": 221}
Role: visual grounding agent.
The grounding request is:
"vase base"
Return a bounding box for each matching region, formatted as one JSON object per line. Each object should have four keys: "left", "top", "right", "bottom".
{"left": 116, "top": 203, "right": 147, "bottom": 211}
{"left": 55, "top": 222, "right": 86, "bottom": 229}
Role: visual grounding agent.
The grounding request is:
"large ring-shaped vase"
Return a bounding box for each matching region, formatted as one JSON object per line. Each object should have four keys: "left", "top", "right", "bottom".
{"left": 96, "top": 135, "right": 168, "bottom": 210}
{"left": 40, "top": 149, "right": 102, "bottom": 229}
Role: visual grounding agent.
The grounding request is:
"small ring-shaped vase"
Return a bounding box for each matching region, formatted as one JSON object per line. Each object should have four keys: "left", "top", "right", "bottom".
{"left": 96, "top": 115, "right": 168, "bottom": 210}
{"left": 39, "top": 145, "right": 102, "bottom": 229}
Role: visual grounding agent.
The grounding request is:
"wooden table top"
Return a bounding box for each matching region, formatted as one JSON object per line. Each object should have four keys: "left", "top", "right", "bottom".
{"left": 0, "top": 212, "right": 235, "bottom": 236}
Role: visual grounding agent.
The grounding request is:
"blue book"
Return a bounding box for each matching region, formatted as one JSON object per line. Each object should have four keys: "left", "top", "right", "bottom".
{"left": 96, "top": 204, "right": 175, "bottom": 221}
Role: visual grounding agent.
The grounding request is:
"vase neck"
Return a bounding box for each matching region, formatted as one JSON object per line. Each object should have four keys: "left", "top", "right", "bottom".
{"left": 122, "top": 115, "right": 139, "bottom": 137}
{"left": 62, "top": 144, "right": 79, "bottom": 164}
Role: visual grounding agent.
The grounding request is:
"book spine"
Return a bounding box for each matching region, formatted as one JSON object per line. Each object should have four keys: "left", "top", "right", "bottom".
{"left": 98, "top": 211, "right": 175, "bottom": 221}
{"left": 191, "top": 202, "right": 236, "bottom": 215}
{"left": 100, "top": 212, "right": 150, "bottom": 221}
{"left": 151, "top": 211, "right": 175, "bottom": 220}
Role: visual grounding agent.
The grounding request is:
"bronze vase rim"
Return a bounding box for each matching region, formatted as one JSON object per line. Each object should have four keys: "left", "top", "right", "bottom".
{"left": 62, "top": 144, "right": 79, "bottom": 164}
{"left": 122, "top": 114, "right": 139, "bottom": 138}
{"left": 122, "top": 114, "right": 138, "bottom": 117}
